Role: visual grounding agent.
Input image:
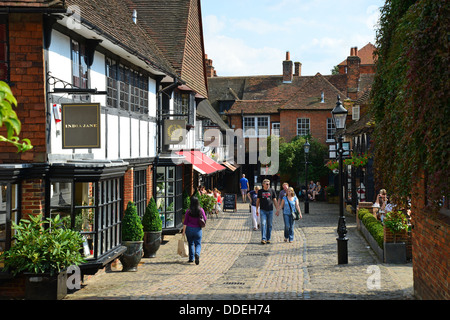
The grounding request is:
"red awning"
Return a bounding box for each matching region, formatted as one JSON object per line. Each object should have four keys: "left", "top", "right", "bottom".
{"left": 176, "top": 150, "right": 225, "bottom": 175}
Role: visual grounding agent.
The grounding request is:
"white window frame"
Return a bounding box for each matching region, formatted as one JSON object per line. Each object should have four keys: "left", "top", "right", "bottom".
{"left": 326, "top": 118, "right": 336, "bottom": 142}
{"left": 297, "top": 118, "right": 310, "bottom": 136}
{"left": 243, "top": 116, "right": 270, "bottom": 137}
{"left": 271, "top": 122, "right": 280, "bottom": 137}
{"left": 352, "top": 105, "right": 360, "bottom": 121}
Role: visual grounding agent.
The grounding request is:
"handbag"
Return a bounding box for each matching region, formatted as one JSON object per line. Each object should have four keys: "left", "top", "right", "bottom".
{"left": 198, "top": 210, "right": 206, "bottom": 228}
{"left": 287, "top": 196, "right": 300, "bottom": 220}
{"left": 177, "top": 234, "right": 189, "bottom": 257}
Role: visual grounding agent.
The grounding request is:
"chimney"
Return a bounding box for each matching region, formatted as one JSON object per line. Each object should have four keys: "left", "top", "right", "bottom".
{"left": 204, "top": 54, "right": 216, "bottom": 78}
{"left": 346, "top": 47, "right": 361, "bottom": 99}
{"left": 283, "top": 51, "right": 293, "bottom": 83}
{"left": 294, "top": 61, "right": 302, "bottom": 76}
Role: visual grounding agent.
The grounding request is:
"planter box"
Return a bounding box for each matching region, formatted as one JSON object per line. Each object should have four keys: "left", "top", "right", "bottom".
{"left": 327, "top": 196, "right": 339, "bottom": 204}
{"left": 384, "top": 242, "right": 407, "bottom": 264}
{"left": 25, "top": 270, "right": 67, "bottom": 300}
{"left": 359, "top": 221, "right": 384, "bottom": 261}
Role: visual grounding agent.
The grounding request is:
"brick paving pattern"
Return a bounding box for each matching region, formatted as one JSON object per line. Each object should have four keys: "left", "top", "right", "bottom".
{"left": 66, "top": 200, "right": 414, "bottom": 300}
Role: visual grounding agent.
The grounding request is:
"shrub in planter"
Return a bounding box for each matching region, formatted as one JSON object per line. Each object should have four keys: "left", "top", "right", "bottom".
{"left": 383, "top": 211, "right": 408, "bottom": 264}
{"left": 0, "top": 214, "right": 85, "bottom": 299}
{"left": 200, "top": 193, "right": 216, "bottom": 215}
{"left": 120, "top": 201, "right": 144, "bottom": 271}
{"left": 358, "top": 208, "right": 384, "bottom": 249}
{"left": 142, "top": 197, "right": 162, "bottom": 258}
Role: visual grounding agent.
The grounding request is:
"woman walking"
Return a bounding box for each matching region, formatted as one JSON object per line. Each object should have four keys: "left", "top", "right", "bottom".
{"left": 278, "top": 187, "right": 302, "bottom": 242}
{"left": 182, "top": 196, "right": 207, "bottom": 264}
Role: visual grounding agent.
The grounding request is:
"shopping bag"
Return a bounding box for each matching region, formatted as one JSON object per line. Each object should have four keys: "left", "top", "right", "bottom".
{"left": 177, "top": 234, "right": 189, "bottom": 257}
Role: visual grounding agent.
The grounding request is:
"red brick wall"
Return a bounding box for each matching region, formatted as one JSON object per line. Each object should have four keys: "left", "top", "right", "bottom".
{"left": 21, "top": 179, "right": 45, "bottom": 219}
{"left": 411, "top": 171, "right": 450, "bottom": 300}
{"left": 280, "top": 110, "right": 331, "bottom": 145}
{"left": 0, "top": 13, "right": 46, "bottom": 163}
{"left": 123, "top": 167, "right": 134, "bottom": 211}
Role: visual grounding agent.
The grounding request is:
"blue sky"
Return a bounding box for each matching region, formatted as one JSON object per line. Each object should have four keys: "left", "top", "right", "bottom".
{"left": 201, "top": 0, "right": 385, "bottom": 77}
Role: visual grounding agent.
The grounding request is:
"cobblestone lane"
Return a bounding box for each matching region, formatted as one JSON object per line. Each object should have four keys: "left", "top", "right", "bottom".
{"left": 66, "top": 201, "right": 414, "bottom": 300}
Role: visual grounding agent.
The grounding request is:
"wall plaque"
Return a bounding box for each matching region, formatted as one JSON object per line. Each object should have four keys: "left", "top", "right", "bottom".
{"left": 62, "top": 103, "right": 100, "bottom": 149}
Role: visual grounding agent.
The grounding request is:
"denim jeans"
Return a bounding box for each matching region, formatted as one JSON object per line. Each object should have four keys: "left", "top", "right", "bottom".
{"left": 185, "top": 226, "right": 202, "bottom": 261}
{"left": 260, "top": 209, "right": 274, "bottom": 241}
{"left": 283, "top": 213, "right": 295, "bottom": 241}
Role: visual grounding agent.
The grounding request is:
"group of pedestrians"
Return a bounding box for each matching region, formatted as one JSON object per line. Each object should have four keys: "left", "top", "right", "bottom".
{"left": 241, "top": 175, "right": 303, "bottom": 244}
{"left": 181, "top": 175, "right": 304, "bottom": 265}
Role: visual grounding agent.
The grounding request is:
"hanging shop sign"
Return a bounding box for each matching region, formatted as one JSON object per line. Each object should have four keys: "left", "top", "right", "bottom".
{"left": 62, "top": 103, "right": 101, "bottom": 149}
{"left": 164, "top": 119, "right": 186, "bottom": 145}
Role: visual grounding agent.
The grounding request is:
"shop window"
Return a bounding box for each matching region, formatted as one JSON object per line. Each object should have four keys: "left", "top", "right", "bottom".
{"left": 155, "top": 166, "right": 183, "bottom": 230}
{"left": 0, "top": 183, "right": 18, "bottom": 269}
{"left": 49, "top": 178, "right": 122, "bottom": 260}
{"left": 133, "top": 169, "right": 147, "bottom": 217}
{"left": 0, "top": 15, "right": 9, "bottom": 83}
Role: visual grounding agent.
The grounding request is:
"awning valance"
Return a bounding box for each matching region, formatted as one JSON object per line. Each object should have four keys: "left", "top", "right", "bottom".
{"left": 176, "top": 150, "right": 225, "bottom": 175}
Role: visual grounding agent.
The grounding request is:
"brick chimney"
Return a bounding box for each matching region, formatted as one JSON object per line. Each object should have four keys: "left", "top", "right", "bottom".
{"left": 294, "top": 61, "right": 302, "bottom": 76}
{"left": 283, "top": 51, "right": 293, "bottom": 83}
{"left": 205, "top": 54, "right": 217, "bottom": 77}
{"left": 346, "top": 47, "right": 360, "bottom": 100}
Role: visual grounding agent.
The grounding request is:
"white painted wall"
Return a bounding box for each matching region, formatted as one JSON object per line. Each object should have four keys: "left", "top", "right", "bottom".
{"left": 47, "top": 30, "right": 159, "bottom": 162}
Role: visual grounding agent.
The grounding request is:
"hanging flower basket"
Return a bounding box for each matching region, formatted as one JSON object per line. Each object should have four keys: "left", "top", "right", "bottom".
{"left": 344, "top": 152, "right": 370, "bottom": 168}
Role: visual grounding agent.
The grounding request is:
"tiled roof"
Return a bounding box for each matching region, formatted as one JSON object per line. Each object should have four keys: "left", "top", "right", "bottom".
{"left": 226, "top": 100, "right": 285, "bottom": 115}
{"left": 66, "top": 0, "right": 177, "bottom": 78}
{"left": 222, "top": 72, "right": 347, "bottom": 114}
{"left": 280, "top": 73, "right": 347, "bottom": 110}
{"left": 339, "top": 42, "right": 377, "bottom": 66}
{"left": 127, "top": 0, "right": 208, "bottom": 98}
{"left": 0, "top": 0, "right": 65, "bottom": 7}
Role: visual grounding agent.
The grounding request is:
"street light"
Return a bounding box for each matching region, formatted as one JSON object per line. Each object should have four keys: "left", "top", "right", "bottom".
{"left": 304, "top": 140, "right": 310, "bottom": 214}
{"left": 331, "top": 96, "right": 348, "bottom": 265}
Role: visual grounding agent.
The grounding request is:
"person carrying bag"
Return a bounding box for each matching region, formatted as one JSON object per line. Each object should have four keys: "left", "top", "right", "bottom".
{"left": 278, "top": 187, "right": 302, "bottom": 243}
{"left": 182, "top": 196, "right": 206, "bottom": 265}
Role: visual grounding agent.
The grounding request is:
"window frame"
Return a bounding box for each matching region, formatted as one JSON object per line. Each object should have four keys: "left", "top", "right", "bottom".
{"left": 0, "top": 14, "right": 9, "bottom": 83}
{"left": 105, "top": 57, "right": 149, "bottom": 115}
{"left": 326, "top": 118, "right": 336, "bottom": 142}
{"left": 296, "top": 118, "right": 310, "bottom": 137}
{"left": 243, "top": 116, "right": 270, "bottom": 138}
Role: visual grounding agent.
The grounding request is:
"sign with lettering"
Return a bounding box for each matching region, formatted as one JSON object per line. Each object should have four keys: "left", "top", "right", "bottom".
{"left": 62, "top": 103, "right": 100, "bottom": 149}
{"left": 223, "top": 193, "right": 236, "bottom": 212}
{"left": 164, "top": 119, "right": 186, "bottom": 145}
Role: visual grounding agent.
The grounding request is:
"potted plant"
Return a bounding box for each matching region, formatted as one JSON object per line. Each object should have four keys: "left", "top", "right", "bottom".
{"left": 383, "top": 211, "right": 408, "bottom": 264}
{"left": 120, "top": 201, "right": 144, "bottom": 271}
{"left": 142, "top": 197, "right": 162, "bottom": 258}
{"left": 0, "top": 214, "right": 85, "bottom": 300}
{"left": 200, "top": 193, "right": 216, "bottom": 217}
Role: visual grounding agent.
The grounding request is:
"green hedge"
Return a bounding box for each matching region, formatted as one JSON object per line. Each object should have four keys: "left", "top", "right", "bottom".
{"left": 358, "top": 208, "right": 384, "bottom": 249}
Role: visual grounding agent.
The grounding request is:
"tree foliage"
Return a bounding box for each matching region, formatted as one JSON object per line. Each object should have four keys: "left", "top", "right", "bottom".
{"left": 0, "top": 81, "right": 33, "bottom": 152}
{"left": 371, "top": 0, "right": 449, "bottom": 210}
{"left": 278, "top": 135, "right": 328, "bottom": 188}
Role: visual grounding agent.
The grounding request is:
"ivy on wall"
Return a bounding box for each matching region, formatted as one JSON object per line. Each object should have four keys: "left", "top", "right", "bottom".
{"left": 371, "top": 0, "right": 449, "bottom": 210}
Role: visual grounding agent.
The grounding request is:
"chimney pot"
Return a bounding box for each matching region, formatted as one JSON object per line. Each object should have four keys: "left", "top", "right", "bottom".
{"left": 294, "top": 61, "right": 302, "bottom": 77}
{"left": 283, "top": 52, "right": 293, "bottom": 83}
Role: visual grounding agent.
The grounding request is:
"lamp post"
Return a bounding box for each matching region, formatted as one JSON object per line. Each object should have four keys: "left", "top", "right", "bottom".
{"left": 331, "top": 96, "right": 348, "bottom": 265}
{"left": 304, "top": 140, "right": 310, "bottom": 214}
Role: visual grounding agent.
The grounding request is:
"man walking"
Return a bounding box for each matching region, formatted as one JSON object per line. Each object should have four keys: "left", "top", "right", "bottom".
{"left": 256, "top": 179, "right": 278, "bottom": 244}
{"left": 240, "top": 174, "right": 249, "bottom": 203}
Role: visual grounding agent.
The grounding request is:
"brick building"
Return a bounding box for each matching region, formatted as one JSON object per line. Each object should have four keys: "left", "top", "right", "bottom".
{"left": 0, "top": 0, "right": 225, "bottom": 292}
{"left": 207, "top": 44, "right": 376, "bottom": 187}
